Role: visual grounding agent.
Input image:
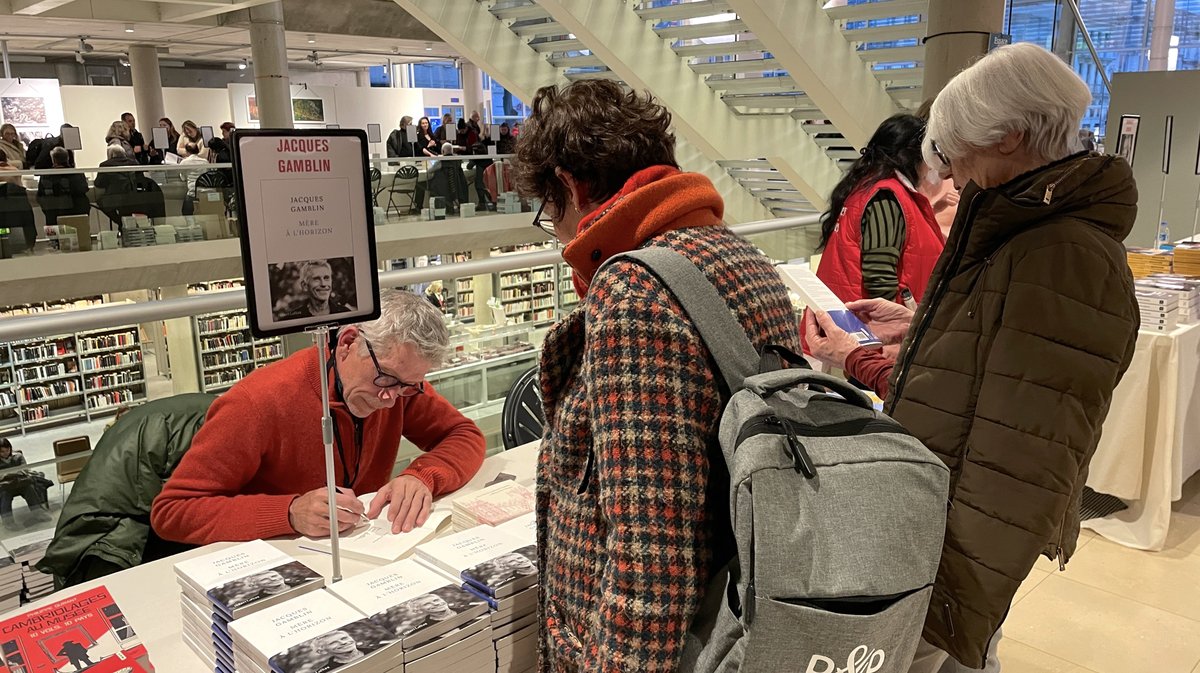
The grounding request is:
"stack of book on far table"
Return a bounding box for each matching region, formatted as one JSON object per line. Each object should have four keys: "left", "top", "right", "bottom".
{"left": 174, "top": 540, "right": 326, "bottom": 672}
{"left": 1173, "top": 243, "right": 1200, "bottom": 276}
{"left": 1140, "top": 274, "right": 1200, "bottom": 325}
{"left": 230, "top": 590, "right": 406, "bottom": 673}
{"left": 451, "top": 479, "right": 535, "bottom": 531}
{"left": 3, "top": 528, "right": 55, "bottom": 604}
{"left": 0, "top": 556, "right": 20, "bottom": 612}
{"left": 1127, "top": 247, "right": 1174, "bottom": 279}
{"left": 1136, "top": 288, "right": 1180, "bottom": 332}
{"left": 326, "top": 557, "right": 493, "bottom": 673}
{"left": 415, "top": 515, "right": 539, "bottom": 673}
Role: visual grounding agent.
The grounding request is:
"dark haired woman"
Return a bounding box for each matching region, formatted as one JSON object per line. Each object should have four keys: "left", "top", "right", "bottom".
{"left": 516, "top": 80, "right": 798, "bottom": 671}
{"left": 816, "top": 113, "right": 945, "bottom": 305}
{"left": 416, "top": 117, "right": 438, "bottom": 158}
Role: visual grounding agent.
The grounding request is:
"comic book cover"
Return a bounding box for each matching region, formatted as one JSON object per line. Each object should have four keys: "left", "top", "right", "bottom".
{"left": 0, "top": 585, "right": 153, "bottom": 673}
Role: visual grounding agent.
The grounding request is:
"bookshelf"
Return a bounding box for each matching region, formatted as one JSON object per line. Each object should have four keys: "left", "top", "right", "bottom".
{"left": 192, "top": 310, "right": 283, "bottom": 394}
{"left": 557, "top": 262, "right": 579, "bottom": 316}
{"left": 492, "top": 242, "right": 559, "bottom": 326}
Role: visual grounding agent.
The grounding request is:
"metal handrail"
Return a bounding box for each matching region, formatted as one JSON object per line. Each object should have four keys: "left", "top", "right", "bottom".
{"left": 0, "top": 215, "right": 820, "bottom": 343}
{"left": 1064, "top": 0, "right": 1112, "bottom": 95}
{"left": 0, "top": 154, "right": 518, "bottom": 179}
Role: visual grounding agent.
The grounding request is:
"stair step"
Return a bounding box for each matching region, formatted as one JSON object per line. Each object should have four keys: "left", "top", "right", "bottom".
{"left": 549, "top": 53, "right": 603, "bottom": 68}
{"left": 530, "top": 38, "right": 584, "bottom": 53}
{"left": 491, "top": 2, "right": 548, "bottom": 21}
{"left": 512, "top": 20, "right": 568, "bottom": 39}
{"left": 690, "top": 58, "right": 781, "bottom": 76}
{"left": 656, "top": 19, "right": 747, "bottom": 41}
{"left": 637, "top": 0, "right": 732, "bottom": 22}
{"left": 673, "top": 39, "right": 765, "bottom": 59}
{"left": 858, "top": 44, "right": 924, "bottom": 63}
{"left": 825, "top": 0, "right": 928, "bottom": 22}
{"left": 564, "top": 69, "right": 622, "bottom": 82}
{"left": 842, "top": 19, "right": 927, "bottom": 43}
{"left": 706, "top": 74, "right": 797, "bottom": 92}
{"left": 874, "top": 66, "right": 924, "bottom": 84}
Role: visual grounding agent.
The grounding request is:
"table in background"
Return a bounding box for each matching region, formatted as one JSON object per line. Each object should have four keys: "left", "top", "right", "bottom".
{"left": 1084, "top": 322, "right": 1200, "bottom": 550}
{"left": 1, "top": 441, "right": 540, "bottom": 672}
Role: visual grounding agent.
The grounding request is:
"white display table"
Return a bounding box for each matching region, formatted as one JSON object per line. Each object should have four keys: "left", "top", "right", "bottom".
{"left": 1084, "top": 322, "right": 1200, "bottom": 550}
{"left": 2, "top": 441, "right": 540, "bottom": 671}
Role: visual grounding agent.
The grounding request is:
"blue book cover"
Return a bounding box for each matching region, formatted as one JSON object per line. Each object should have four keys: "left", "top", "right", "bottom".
{"left": 777, "top": 264, "right": 883, "bottom": 349}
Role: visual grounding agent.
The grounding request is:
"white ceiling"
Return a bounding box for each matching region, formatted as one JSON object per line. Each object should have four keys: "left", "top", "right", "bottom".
{"left": 0, "top": 12, "right": 458, "bottom": 70}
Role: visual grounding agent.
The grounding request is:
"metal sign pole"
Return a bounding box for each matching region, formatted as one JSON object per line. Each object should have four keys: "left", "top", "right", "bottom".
{"left": 308, "top": 324, "right": 342, "bottom": 582}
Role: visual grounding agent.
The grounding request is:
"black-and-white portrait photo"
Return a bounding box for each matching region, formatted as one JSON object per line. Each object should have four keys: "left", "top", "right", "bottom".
{"left": 370, "top": 586, "right": 484, "bottom": 639}
{"left": 268, "top": 618, "right": 395, "bottom": 673}
{"left": 463, "top": 545, "right": 537, "bottom": 591}
{"left": 207, "top": 561, "right": 322, "bottom": 611}
{"left": 268, "top": 257, "right": 359, "bottom": 322}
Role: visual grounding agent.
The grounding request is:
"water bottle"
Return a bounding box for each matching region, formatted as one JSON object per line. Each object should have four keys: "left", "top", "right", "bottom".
{"left": 1159, "top": 221, "right": 1171, "bottom": 249}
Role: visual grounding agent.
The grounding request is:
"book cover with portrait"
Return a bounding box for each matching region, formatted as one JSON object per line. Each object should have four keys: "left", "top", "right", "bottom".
{"left": 326, "top": 558, "right": 488, "bottom": 650}
{"left": 414, "top": 529, "right": 537, "bottom": 599}
{"left": 173, "top": 540, "right": 324, "bottom": 619}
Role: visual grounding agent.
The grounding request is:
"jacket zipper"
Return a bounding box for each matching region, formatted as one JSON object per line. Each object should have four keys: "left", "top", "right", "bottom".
{"left": 966, "top": 257, "right": 993, "bottom": 319}
{"left": 1041, "top": 160, "right": 1087, "bottom": 205}
{"left": 887, "top": 191, "right": 986, "bottom": 414}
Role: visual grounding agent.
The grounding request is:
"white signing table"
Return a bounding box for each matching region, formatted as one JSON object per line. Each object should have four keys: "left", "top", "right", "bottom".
{"left": 1084, "top": 322, "right": 1200, "bottom": 550}
{"left": 4, "top": 441, "right": 540, "bottom": 671}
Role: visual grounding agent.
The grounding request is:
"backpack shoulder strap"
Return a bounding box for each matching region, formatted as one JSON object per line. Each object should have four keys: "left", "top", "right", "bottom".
{"left": 610, "top": 247, "right": 759, "bottom": 393}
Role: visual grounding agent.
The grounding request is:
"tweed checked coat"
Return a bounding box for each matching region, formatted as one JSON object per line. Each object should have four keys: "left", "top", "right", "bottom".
{"left": 535, "top": 190, "right": 798, "bottom": 670}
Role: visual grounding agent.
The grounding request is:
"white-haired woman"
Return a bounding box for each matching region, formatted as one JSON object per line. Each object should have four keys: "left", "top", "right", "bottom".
{"left": 804, "top": 42, "right": 1139, "bottom": 672}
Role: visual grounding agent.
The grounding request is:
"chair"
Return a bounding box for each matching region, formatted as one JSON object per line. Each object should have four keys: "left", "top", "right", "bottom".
{"left": 501, "top": 366, "right": 544, "bottom": 450}
{"left": 52, "top": 436, "right": 92, "bottom": 500}
{"left": 369, "top": 168, "right": 385, "bottom": 201}
{"left": 195, "top": 170, "right": 230, "bottom": 190}
{"left": 386, "top": 164, "right": 420, "bottom": 219}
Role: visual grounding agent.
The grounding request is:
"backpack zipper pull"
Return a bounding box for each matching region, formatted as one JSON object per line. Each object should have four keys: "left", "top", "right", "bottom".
{"left": 1056, "top": 546, "right": 1066, "bottom": 572}
{"left": 781, "top": 421, "right": 817, "bottom": 479}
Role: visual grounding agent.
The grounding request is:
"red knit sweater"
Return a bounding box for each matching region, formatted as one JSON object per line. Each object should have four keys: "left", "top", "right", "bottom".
{"left": 151, "top": 347, "right": 486, "bottom": 544}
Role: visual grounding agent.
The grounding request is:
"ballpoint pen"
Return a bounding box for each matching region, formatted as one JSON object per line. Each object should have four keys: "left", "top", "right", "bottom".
{"left": 336, "top": 506, "right": 370, "bottom": 525}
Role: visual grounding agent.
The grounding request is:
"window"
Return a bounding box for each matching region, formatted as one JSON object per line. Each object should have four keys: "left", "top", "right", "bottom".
{"left": 412, "top": 61, "right": 462, "bottom": 89}
{"left": 368, "top": 64, "right": 391, "bottom": 87}
{"left": 491, "top": 81, "right": 529, "bottom": 125}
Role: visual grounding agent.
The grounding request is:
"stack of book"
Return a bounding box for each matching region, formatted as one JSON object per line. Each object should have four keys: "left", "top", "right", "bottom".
{"left": 451, "top": 480, "right": 535, "bottom": 531}
{"left": 1136, "top": 288, "right": 1179, "bottom": 332}
{"left": 415, "top": 515, "right": 539, "bottom": 673}
{"left": 1127, "top": 247, "right": 1174, "bottom": 279}
{"left": 1174, "top": 243, "right": 1200, "bottom": 275}
{"left": 174, "top": 540, "right": 326, "bottom": 672}
{"left": 1139, "top": 275, "right": 1200, "bottom": 325}
{"left": 0, "top": 585, "right": 156, "bottom": 672}
{"left": 3, "top": 528, "right": 55, "bottom": 604}
{"left": 327, "top": 558, "right": 494, "bottom": 673}
{"left": 0, "top": 556, "right": 22, "bottom": 612}
{"left": 229, "top": 589, "right": 406, "bottom": 673}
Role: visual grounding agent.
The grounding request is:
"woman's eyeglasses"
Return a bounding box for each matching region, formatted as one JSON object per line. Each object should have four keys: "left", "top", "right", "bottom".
{"left": 362, "top": 337, "right": 425, "bottom": 397}
{"left": 531, "top": 201, "right": 556, "bottom": 236}
{"left": 931, "top": 139, "right": 951, "bottom": 171}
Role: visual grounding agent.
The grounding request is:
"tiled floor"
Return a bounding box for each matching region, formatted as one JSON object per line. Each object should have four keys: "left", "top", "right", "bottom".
{"left": 1003, "top": 473, "right": 1200, "bottom": 673}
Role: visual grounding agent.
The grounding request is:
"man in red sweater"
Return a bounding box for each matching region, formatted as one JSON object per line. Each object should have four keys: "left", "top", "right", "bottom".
{"left": 151, "top": 290, "right": 486, "bottom": 545}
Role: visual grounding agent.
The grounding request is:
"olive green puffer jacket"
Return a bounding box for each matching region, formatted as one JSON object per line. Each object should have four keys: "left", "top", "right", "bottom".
{"left": 37, "top": 394, "right": 215, "bottom": 589}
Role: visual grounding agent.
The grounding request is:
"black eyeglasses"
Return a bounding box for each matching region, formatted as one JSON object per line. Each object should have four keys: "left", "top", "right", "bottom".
{"left": 931, "top": 139, "right": 951, "bottom": 171}
{"left": 362, "top": 337, "right": 425, "bottom": 397}
{"left": 531, "top": 201, "right": 556, "bottom": 236}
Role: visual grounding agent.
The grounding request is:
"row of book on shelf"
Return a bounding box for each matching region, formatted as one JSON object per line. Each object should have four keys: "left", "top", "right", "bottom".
{"left": 176, "top": 480, "right": 538, "bottom": 673}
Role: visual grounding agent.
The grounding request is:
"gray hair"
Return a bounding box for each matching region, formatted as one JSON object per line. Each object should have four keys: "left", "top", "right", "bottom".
{"left": 299, "top": 259, "right": 330, "bottom": 287}
{"left": 922, "top": 42, "right": 1090, "bottom": 172}
{"left": 106, "top": 144, "right": 127, "bottom": 160}
{"left": 50, "top": 146, "right": 69, "bottom": 166}
{"left": 355, "top": 289, "right": 449, "bottom": 367}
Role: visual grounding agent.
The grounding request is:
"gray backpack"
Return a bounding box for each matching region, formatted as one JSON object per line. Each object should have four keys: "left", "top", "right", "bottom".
{"left": 613, "top": 248, "right": 950, "bottom": 673}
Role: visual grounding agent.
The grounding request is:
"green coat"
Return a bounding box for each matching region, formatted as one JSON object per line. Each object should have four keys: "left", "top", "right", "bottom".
{"left": 37, "top": 394, "right": 215, "bottom": 588}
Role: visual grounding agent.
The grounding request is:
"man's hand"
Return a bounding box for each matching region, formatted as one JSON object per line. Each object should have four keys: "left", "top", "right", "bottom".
{"left": 288, "top": 487, "right": 363, "bottom": 537}
{"left": 804, "top": 309, "right": 862, "bottom": 370}
{"left": 845, "top": 298, "right": 914, "bottom": 346}
{"left": 367, "top": 475, "right": 432, "bottom": 534}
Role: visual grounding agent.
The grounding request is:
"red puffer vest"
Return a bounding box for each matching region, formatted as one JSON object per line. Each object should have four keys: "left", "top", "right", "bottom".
{"left": 817, "top": 176, "right": 945, "bottom": 304}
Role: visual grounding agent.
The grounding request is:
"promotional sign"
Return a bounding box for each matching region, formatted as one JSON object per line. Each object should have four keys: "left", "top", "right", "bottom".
{"left": 232, "top": 129, "right": 380, "bottom": 338}
{"left": 367, "top": 123, "right": 382, "bottom": 144}
{"left": 1115, "top": 114, "right": 1140, "bottom": 165}
{"left": 201, "top": 125, "right": 215, "bottom": 143}
{"left": 151, "top": 126, "right": 169, "bottom": 150}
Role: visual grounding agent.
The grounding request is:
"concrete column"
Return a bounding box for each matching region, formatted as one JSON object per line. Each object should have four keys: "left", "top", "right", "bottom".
{"left": 356, "top": 68, "right": 372, "bottom": 88}
{"left": 158, "top": 285, "right": 201, "bottom": 394}
{"left": 460, "top": 62, "right": 486, "bottom": 119}
{"left": 1, "top": 41, "right": 11, "bottom": 79}
{"left": 128, "top": 45, "right": 166, "bottom": 136}
{"left": 1148, "top": 0, "right": 1176, "bottom": 71}
{"left": 471, "top": 247, "right": 495, "bottom": 325}
{"left": 249, "top": 1, "right": 293, "bottom": 128}
{"left": 922, "top": 0, "right": 1006, "bottom": 98}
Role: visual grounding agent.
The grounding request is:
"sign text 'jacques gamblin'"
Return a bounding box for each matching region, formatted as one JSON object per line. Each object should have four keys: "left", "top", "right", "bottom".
{"left": 276, "top": 138, "right": 332, "bottom": 173}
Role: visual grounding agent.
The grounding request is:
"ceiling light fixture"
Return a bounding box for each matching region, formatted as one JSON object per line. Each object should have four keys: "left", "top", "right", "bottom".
{"left": 425, "top": 42, "right": 432, "bottom": 51}
{"left": 124, "top": 24, "right": 134, "bottom": 33}
{"left": 307, "top": 34, "right": 316, "bottom": 44}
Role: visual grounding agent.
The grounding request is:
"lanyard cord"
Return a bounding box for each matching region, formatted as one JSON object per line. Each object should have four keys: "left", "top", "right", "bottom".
{"left": 326, "top": 351, "right": 363, "bottom": 489}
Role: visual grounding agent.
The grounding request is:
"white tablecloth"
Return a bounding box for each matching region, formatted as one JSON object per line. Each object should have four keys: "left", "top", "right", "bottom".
{"left": 1084, "top": 322, "right": 1200, "bottom": 550}
{"left": 2, "top": 441, "right": 540, "bottom": 671}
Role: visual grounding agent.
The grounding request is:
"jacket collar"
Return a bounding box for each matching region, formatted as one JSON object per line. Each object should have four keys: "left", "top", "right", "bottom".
{"left": 950, "top": 152, "right": 1137, "bottom": 267}
{"left": 562, "top": 165, "right": 724, "bottom": 296}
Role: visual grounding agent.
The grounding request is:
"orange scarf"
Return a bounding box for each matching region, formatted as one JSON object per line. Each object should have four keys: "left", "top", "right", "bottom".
{"left": 563, "top": 165, "right": 724, "bottom": 296}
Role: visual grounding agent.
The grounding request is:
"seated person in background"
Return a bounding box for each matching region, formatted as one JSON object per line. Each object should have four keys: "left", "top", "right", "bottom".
{"left": 429, "top": 142, "right": 469, "bottom": 213}
{"left": 284, "top": 260, "right": 355, "bottom": 319}
{"left": 29, "top": 124, "right": 76, "bottom": 170}
{"left": 36, "top": 147, "right": 89, "bottom": 228}
{"left": 151, "top": 290, "right": 487, "bottom": 544}
{"left": 220, "top": 121, "right": 236, "bottom": 143}
{"left": 179, "top": 143, "right": 208, "bottom": 216}
{"left": 0, "top": 149, "right": 21, "bottom": 187}
{"left": 0, "top": 154, "right": 37, "bottom": 251}
{"left": 95, "top": 145, "right": 142, "bottom": 227}
{"left": 0, "top": 438, "right": 51, "bottom": 529}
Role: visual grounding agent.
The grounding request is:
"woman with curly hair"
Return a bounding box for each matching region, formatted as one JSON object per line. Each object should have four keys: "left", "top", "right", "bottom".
{"left": 516, "top": 80, "right": 798, "bottom": 672}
